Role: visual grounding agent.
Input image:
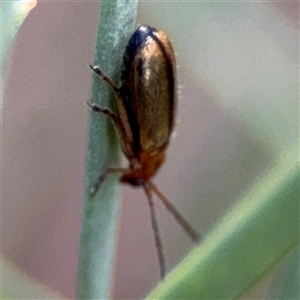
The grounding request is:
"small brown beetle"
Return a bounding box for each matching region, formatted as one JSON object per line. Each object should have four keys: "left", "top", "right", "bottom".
{"left": 88, "top": 25, "right": 199, "bottom": 279}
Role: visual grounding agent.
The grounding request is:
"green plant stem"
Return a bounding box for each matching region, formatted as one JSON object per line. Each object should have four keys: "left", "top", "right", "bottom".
{"left": 77, "top": 1, "right": 137, "bottom": 299}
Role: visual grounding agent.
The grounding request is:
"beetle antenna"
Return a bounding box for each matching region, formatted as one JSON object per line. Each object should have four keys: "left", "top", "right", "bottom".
{"left": 148, "top": 181, "right": 200, "bottom": 242}
{"left": 144, "top": 183, "right": 166, "bottom": 279}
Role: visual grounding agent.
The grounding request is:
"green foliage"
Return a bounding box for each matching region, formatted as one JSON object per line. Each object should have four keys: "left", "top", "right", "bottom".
{"left": 77, "top": 1, "right": 138, "bottom": 299}
{"left": 147, "top": 151, "right": 299, "bottom": 299}
{"left": 1, "top": 1, "right": 36, "bottom": 71}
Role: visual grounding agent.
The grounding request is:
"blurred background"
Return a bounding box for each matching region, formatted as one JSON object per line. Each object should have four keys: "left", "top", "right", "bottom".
{"left": 2, "top": 1, "right": 298, "bottom": 299}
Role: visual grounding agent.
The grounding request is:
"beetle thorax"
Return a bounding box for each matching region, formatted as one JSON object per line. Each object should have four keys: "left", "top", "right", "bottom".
{"left": 120, "top": 148, "right": 167, "bottom": 187}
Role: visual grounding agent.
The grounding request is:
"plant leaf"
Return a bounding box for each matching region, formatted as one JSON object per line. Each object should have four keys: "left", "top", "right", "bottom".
{"left": 146, "top": 149, "right": 299, "bottom": 299}
{"left": 1, "top": 0, "right": 37, "bottom": 70}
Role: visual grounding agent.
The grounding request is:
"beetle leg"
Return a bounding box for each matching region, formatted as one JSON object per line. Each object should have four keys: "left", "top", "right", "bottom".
{"left": 89, "top": 64, "right": 119, "bottom": 93}
{"left": 88, "top": 64, "right": 135, "bottom": 159}
{"left": 144, "top": 183, "right": 166, "bottom": 279}
{"left": 87, "top": 100, "right": 125, "bottom": 141}
{"left": 148, "top": 181, "right": 200, "bottom": 242}
{"left": 90, "top": 167, "right": 127, "bottom": 197}
{"left": 87, "top": 101, "right": 119, "bottom": 122}
{"left": 87, "top": 101, "right": 134, "bottom": 160}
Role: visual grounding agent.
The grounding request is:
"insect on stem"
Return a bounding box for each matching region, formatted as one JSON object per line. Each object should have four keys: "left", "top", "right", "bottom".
{"left": 88, "top": 25, "right": 200, "bottom": 279}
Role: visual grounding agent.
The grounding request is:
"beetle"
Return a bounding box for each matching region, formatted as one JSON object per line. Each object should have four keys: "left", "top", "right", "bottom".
{"left": 88, "top": 24, "right": 199, "bottom": 279}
